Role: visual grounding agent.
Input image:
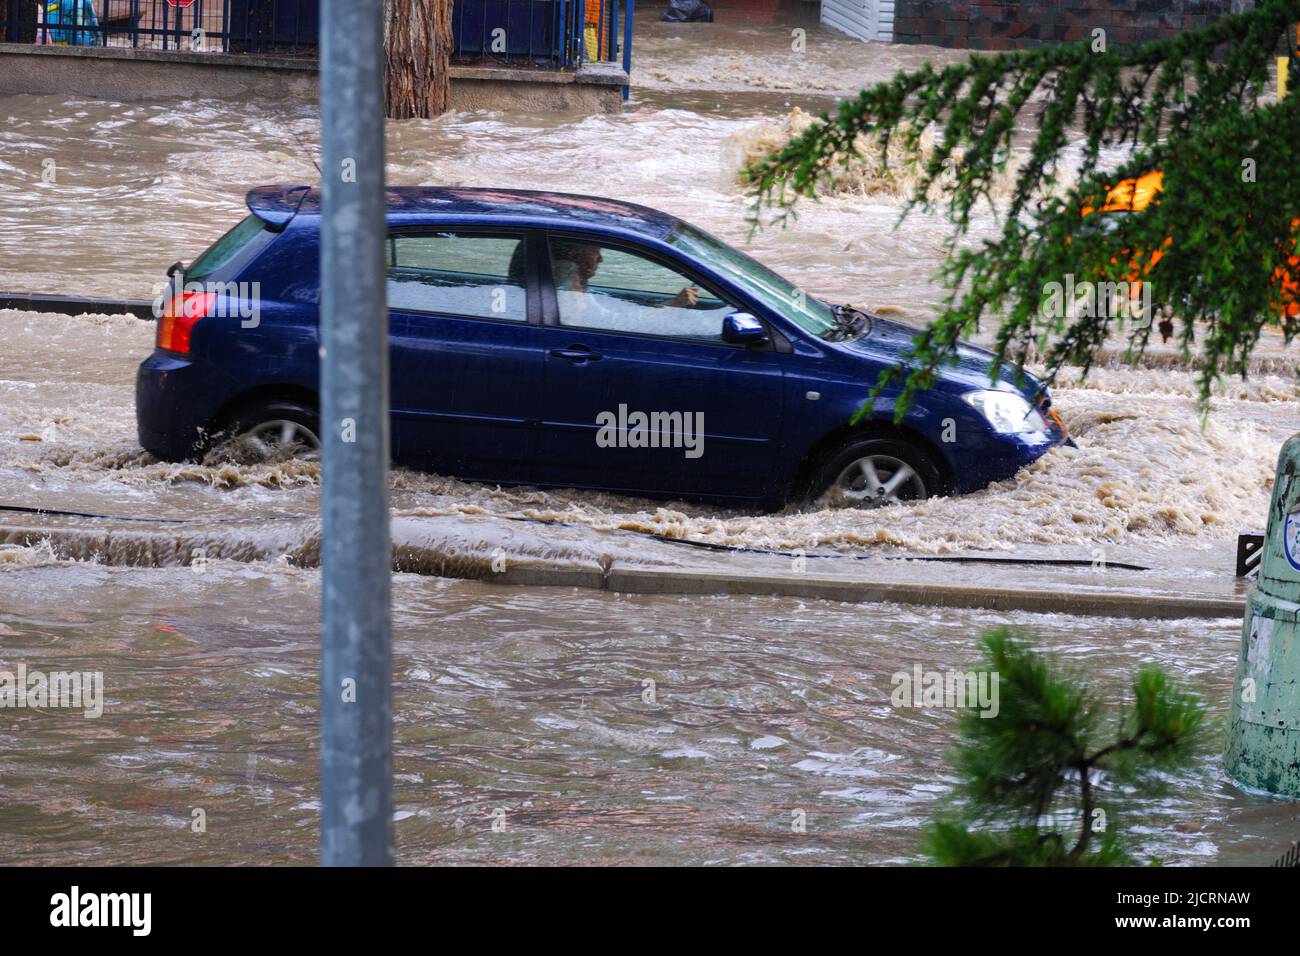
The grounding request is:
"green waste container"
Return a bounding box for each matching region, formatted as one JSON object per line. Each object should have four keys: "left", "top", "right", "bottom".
{"left": 1225, "top": 433, "right": 1300, "bottom": 795}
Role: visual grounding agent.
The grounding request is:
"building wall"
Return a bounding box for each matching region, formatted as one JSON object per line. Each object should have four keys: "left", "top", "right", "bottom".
{"left": 888, "top": 1, "right": 1255, "bottom": 50}
{"left": 821, "top": 0, "right": 896, "bottom": 42}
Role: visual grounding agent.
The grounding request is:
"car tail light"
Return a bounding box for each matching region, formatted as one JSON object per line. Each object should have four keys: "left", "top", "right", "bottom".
{"left": 156, "top": 290, "right": 217, "bottom": 354}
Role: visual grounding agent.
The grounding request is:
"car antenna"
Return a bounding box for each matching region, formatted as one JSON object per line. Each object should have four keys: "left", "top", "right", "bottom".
{"left": 283, "top": 120, "right": 324, "bottom": 177}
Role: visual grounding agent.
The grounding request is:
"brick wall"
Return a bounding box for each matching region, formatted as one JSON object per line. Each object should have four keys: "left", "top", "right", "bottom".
{"left": 891, "top": 1, "right": 1257, "bottom": 50}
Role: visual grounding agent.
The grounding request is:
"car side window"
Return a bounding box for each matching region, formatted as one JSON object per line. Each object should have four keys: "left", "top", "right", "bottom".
{"left": 386, "top": 233, "right": 527, "bottom": 321}
{"left": 549, "top": 239, "right": 733, "bottom": 341}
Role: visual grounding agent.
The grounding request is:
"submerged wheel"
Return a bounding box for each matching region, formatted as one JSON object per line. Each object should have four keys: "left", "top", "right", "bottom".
{"left": 207, "top": 401, "right": 321, "bottom": 465}
{"left": 809, "top": 437, "right": 942, "bottom": 509}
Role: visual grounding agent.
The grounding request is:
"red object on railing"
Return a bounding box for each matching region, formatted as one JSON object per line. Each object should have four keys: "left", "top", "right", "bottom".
{"left": 584, "top": 0, "right": 605, "bottom": 60}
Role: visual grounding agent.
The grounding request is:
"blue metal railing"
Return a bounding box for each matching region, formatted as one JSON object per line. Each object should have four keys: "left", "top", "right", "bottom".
{"left": 1, "top": 0, "right": 633, "bottom": 81}
{"left": 450, "top": 0, "right": 634, "bottom": 73}
{"left": 0, "top": 0, "right": 317, "bottom": 54}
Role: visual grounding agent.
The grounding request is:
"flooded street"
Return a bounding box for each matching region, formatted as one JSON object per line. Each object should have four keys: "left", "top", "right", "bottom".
{"left": 0, "top": 11, "right": 1297, "bottom": 866}
{"left": 0, "top": 78, "right": 1293, "bottom": 560}
{"left": 1, "top": 560, "right": 1297, "bottom": 866}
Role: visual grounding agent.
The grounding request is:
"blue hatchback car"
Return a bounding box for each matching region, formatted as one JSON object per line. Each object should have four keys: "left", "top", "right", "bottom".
{"left": 136, "top": 186, "right": 1067, "bottom": 510}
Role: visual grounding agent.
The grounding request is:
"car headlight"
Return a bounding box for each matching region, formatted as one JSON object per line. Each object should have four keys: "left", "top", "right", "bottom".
{"left": 962, "top": 389, "right": 1047, "bottom": 434}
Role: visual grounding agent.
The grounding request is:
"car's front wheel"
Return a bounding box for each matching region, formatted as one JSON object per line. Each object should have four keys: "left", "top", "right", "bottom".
{"left": 205, "top": 401, "right": 321, "bottom": 465}
{"left": 808, "top": 436, "right": 943, "bottom": 509}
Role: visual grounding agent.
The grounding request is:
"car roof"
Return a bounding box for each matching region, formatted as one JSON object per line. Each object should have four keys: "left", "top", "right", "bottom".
{"left": 246, "top": 185, "right": 682, "bottom": 240}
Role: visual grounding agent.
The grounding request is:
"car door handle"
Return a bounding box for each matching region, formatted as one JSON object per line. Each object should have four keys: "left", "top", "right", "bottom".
{"left": 549, "top": 346, "right": 603, "bottom": 364}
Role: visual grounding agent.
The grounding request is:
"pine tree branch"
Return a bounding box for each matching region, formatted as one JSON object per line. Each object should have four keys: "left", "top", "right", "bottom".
{"left": 746, "top": 0, "right": 1300, "bottom": 417}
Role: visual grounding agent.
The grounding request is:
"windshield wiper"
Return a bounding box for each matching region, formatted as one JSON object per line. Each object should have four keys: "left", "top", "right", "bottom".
{"left": 827, "top": 303, "right": 872, "bottom": 341}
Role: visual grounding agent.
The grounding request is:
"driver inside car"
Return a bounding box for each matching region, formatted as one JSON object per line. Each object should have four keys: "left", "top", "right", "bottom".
{"left": 550, "top": 240, "right": 727, "bottom": 338}
{"left": 552, "top": 241, "right": 699, "bottom": 307}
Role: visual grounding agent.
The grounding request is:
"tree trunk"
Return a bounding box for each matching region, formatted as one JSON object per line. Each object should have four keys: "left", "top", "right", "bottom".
{"left": 383, "top": 0, "right": 453, "bottom": 120}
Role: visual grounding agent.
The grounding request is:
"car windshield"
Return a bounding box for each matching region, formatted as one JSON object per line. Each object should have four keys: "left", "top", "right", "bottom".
{"left": 666, "top": 223, "right": 838, "bottom": 338}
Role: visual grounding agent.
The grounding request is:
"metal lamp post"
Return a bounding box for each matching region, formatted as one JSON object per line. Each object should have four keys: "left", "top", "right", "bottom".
{"left": 318, "top": 0, "right": 393, "bottom": 866}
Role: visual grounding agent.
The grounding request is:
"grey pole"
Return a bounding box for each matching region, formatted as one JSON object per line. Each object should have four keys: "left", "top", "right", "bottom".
{"left": 319, "top": 0, "right": 393, "bottom": 866}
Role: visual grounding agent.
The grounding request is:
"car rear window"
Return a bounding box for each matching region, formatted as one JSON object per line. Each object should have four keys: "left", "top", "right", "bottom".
{"left": 187, "top": 215, "right": 272, "bottom": 280}
{"left": 385, "top": 233, "right": 527, "bottom": 320}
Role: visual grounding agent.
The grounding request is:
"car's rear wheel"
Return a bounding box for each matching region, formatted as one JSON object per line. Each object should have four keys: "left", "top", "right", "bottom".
{"left": 808, "top": 436, "right": 943, "bottom": 509}
{"left": 205, "top": 401, "right": 320, "bottom": 465}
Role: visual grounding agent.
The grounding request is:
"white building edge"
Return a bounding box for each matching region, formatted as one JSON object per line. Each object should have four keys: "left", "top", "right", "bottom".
{"left": 820, "top": 0, "right": 896, "bottom": 42}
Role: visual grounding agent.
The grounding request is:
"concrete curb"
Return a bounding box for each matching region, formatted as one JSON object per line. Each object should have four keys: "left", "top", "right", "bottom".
{"left": 2, "top": 521, "right": 1246, "bottom": 620}
{"left": 0, "top": 293, "right": 154, "bottom": 319}
{"left": 0, "top": 42, "right": 630, "bottom": 84}
{"left": 596, "top": 564, "right": 1245, "bottom": 620}
{"left": 0, "top": 42, "right": 628, "bottom": 111}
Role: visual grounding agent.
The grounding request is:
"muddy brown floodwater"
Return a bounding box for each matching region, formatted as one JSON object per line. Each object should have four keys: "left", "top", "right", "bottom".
{"left": 0, "top": 11, "right": 1297, "bottom": 865}
{"left": 0, "top": 560, "right": 1297, "bottom": 866}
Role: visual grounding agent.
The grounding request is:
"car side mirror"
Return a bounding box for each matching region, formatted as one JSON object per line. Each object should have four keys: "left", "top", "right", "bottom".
{"left": 722, "top": 312, "right": 768, "bottom": 346}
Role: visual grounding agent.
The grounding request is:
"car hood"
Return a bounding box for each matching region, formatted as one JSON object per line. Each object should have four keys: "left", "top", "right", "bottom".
{"left": 843, "top": 316, "right": 1047, "bottom": 402}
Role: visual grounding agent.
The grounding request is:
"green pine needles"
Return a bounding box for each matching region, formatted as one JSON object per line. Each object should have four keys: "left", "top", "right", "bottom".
{"left": 746, "top": 0, "right": 1300, "bottom": 418}
{"left": 922, "top": 629, "right": 1208, "bottom": 866}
